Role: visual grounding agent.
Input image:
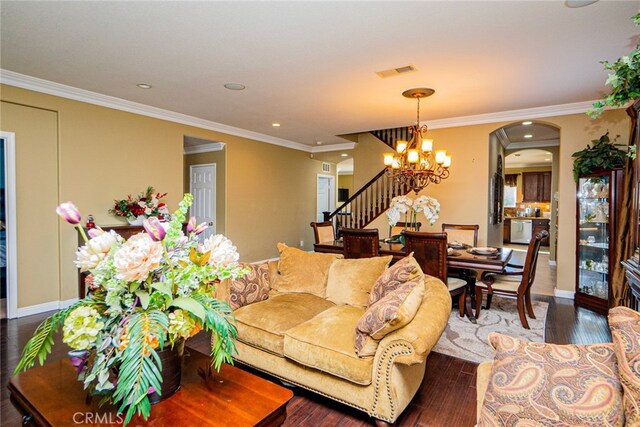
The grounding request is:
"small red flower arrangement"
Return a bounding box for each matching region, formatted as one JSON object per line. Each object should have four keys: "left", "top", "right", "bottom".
{"left": 109, "top": 186, "right": 169, "bottom": 220}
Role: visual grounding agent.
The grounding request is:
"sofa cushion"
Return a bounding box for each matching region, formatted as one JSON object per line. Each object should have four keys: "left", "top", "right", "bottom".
{"left": 271, "top": 243, "right": 342, "bottom": 297}
{"left": 478, "top": 333, "right": 624, "bottom": 427}
{"left": 368, "top": 253, "right": 423, "bottom": 306}
{"left": 355, "top": 277, "right": 425, "bottom": 357}
{"left": 325, "top": 256, "right": 393, "bottom": 308}
{"left": 284, "top": 305, "right": 373, "bottom": 385}
{"left": 229, "top": 262, "right": 270, "bottom": 310}
{"left": 234, "top": 293, "right": 335, "bottom": 356}
{"left": 609, "top": 306, "right": 640, "bottom": 425}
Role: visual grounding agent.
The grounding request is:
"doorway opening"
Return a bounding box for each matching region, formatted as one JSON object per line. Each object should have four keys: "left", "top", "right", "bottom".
{"left": 316, "top": 175, "right": 336, "bottom": 222}
{"left": 1, "top": 131, "right": 16, "bottom": 318}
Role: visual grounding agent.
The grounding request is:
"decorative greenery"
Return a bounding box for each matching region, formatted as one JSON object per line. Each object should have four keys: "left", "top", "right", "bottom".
{"left": 14, "top": 195, "right": 248, "bottom": 425}
{"left": 588, "top": 11, "right": 640, "bottom": 118}
{"left": 572, "top": 132, "right": 633, "bottom": 181}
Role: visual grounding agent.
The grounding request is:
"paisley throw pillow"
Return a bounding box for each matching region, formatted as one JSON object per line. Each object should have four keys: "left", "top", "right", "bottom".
{"left": 229, "top": 262, "right": 270, "bottom": 310}
{"left": 609, "top": 306, "right": 640, "bottom": 426}
{"left": 354, "top": 277, "right": 425, "bottom": 357}
{"left": 368, "top": 253, "right": 423, "bottom": 306}
{"left": 479, "top": 333, "right": 623, "bottom": 427}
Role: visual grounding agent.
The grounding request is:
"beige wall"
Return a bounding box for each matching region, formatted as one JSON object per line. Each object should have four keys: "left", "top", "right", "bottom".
{"left": 338, "top": 174, "right": 354, "bottom": 197}
{"left": 355, "top": 109, "right": 630, "bottom": 293}
{"left": 1, "top": 101, "right": 60, "bottom": 307}
{"left": 184, "top": 150, "right": 226, "bottom": 234}
{"left": 1, "top": 84, "right": 325, "bottom": 309}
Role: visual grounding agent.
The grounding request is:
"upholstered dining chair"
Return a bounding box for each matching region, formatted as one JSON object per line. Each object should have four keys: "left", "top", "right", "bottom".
{"left": 441, "top": 223, "right": 479, "bottom": 247}
{"left": 402, "top": 231, "right": 467, "bottom": 317}
{"left": 310, "top": 221, "right": 335, "bottom": 244}
{"left": 475, "top": 230, "right": 548, "bottom": 329}
{"left": 442, "top": 223, "right": 481, "bottom": 281}
{"left": 342, "top": 228, "right": 380, "bottom": 259}
{"left": 389, "top": 222, "right": 422, "bottom": 239}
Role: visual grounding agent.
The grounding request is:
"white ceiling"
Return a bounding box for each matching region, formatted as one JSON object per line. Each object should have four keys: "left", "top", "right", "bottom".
{"left": 1, "top": 1, "right": 639, "bottom": 149}
{"left": 506, "top": 149, "right": 553, "bottom": 168}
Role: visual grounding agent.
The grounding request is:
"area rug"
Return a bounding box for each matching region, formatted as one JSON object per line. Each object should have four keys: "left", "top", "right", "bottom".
{"left": 432, "top": 296, "right": 549, "bottom": 364}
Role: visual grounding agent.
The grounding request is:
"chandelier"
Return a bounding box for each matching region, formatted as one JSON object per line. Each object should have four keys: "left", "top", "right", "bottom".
{"left": 383, "top": 88, "right": 451, "bottom": 194}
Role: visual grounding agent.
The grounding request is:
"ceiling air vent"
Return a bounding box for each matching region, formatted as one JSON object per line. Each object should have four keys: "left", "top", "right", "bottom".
{"left": 322, "top": 162, "right": 331, "bottom": 173}
{"left": 376, "top": 65, "right": 417, "bottom": 78}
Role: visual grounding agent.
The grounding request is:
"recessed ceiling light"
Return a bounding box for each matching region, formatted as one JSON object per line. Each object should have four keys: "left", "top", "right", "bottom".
{"left": 224, "top": 83, "right": 246, "bottom": 91}
{"left": 341, "top": 153, "right": 348, "bottom": 157}
{"left": 524, "top": 134, "right": 533, "bottom": 139}
{"left": 272, "top": 123, "right": 281, "bottom": 127}
{"left": 514, "top": 154, "right": 521, "bottom": 157}
{"left": 565, "top": 0, "right": 599, "bottom": 8}
{"left": 316, "top": 141, "right": 323, "bottom": 145}
{"left": 137, "top": 83, "right": 152, "bottom": 89}
{"left": 522, "top": 121, "right": 533, "bottom": 125}
{"left": 545, "top": 158, "right": 552, "bottom": 161}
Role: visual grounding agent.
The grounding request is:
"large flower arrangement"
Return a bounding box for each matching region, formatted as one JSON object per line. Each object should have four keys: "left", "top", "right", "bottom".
{"left": 109, "top": 186, "right": 169, "bottom": 220}
{"left": 14, "top": 194, "right": 247, "bottom": 425}
{"left": 386, "top": 195, "right": 440, "bottom": 230}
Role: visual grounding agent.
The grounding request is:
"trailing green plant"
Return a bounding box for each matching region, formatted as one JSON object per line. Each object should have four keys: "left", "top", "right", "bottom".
{"left": 589, "top": 11, "right": 640, "bottom": 118}
{"left": 14, "top": 194, "right": 248, "bottom": 425}
{"left": 572, "top": 132, "right": 634, "bottom": 181}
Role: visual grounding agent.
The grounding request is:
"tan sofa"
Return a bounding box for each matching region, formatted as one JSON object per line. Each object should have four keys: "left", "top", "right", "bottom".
{"left": 217, "top": 256, "right": 451, "bottom": 426}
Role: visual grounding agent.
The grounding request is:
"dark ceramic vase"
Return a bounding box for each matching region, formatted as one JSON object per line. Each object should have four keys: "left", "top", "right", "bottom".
{"left": 148, "top": 342, "right": 183, "bottom": 404}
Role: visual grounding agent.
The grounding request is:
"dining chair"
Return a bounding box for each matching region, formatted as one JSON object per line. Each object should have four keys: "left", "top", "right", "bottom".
{"left": 389, "top": 222, "right": 422, "bottom": 238}
{"left": 441, "top": 223, "right": 479, "bottom": 247}
{"left": 475, "top": 230, "right": 548, "bottom": 329}
{"left": 310, "top": 221, "right": 335, "bottom": 244}
{"left": 402, "top": 231, "right": 467, "bottom": 317}
{"left": 342, "top": 228, "right": 380, "bottom": 258}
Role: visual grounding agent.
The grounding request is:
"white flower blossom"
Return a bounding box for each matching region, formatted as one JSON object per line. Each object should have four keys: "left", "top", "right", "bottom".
{"left": 75, "top": 230, "right": 121, "bottom": 272}
{"left": 199, "top": 234, "right": 240, "bottom": 268}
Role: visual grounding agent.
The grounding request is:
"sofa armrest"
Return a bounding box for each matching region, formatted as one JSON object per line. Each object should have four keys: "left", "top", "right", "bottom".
{"left": 476, "top": 361, "right": 493, "bottom": 423}
{"left": 376, "top": 275, "right": 452, "bottom": 366}
{"left": 215, "top": 278, "right": 231, "bottom": 304}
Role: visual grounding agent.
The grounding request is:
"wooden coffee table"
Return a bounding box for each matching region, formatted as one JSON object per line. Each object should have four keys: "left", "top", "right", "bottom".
{"left": 8, "top": 347, "right": 293, "bottom": 426}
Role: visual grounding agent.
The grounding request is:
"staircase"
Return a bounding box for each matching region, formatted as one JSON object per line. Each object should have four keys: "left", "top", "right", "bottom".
{"left": 323, "top": 127, "right": 412, "bottom": 231}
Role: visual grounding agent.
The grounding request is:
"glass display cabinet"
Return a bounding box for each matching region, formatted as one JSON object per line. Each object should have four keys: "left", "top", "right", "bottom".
{"left": 575, "top": 169, "right": 622, "bottom": 314}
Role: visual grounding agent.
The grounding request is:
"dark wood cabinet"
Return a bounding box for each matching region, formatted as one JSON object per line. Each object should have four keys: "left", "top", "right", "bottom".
{"left": 532, "top": 219, "right": 550, "bottom": 246}
{"left": 522, "top": 172, "right": 552, "bottom": 202}
{"left": 575, "top": 169, "right": 622, "bottom": 315}
{"left": 503, "top": 218, "right": 511, "bottom": 243}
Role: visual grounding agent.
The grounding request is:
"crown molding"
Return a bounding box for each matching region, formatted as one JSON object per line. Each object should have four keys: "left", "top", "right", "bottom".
{"left": 310, "top": 142, "right": 357, "bottom": 153}
{"left": 0, "top": 69, "right": 315, "bottom": 152}
{"left": 426, "top": 100, "right": 609, "bottom": 130}
{"left": 184, "top": 142, "right": 226, "bottom": 154}
{"left": 506, "top": 139, "right": 560, "bottom": 150}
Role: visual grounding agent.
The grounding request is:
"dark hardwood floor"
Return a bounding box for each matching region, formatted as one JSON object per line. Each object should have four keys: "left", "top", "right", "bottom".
{"left": 1, "top": 295, "right": 610, "bottom": 427}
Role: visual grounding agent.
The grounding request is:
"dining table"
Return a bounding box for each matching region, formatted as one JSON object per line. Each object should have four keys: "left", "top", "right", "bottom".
{"left": 314, "top": 240, "right": 513, "bottom": 323}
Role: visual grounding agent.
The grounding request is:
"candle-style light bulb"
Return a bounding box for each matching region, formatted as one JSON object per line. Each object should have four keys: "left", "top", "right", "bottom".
{"left": 383, "top": 153, "right": 394, "bottom": 166}
{"left": 391, "top": 158, "right": 400, "bottom": 169}
{"left": 443, "top": 155, "right": 452, "bottom": 168}
{"left": 421, "top": 138, "right": 433, "bottom": 152}
{"left": 396, "top": 140, "right": 407, "bottom": 154}
{"left": 435, "top": 150, "right": 447, "bottom": 164}
{"left": 407, "top": 149, "right": 419, "bottom": 163}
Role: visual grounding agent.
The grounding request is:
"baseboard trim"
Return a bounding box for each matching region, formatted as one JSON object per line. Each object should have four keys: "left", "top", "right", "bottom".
{"left": 554, "top": 289, "right": 575, "bottom": 300}
{"left": 14, "top": 298, "right": 80, "bottom": 318}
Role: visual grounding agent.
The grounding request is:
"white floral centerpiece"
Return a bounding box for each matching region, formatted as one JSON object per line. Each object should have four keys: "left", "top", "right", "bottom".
{"left": 14, "top": 194, "right": 247, "bottom": 425}
{"left": 386, "top": 195, "right": 440, "bottom": 239}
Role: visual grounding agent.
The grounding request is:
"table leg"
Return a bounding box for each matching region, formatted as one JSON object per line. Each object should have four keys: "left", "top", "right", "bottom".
{"left": 460, "top": 269, "right": 477, "bottom": 323}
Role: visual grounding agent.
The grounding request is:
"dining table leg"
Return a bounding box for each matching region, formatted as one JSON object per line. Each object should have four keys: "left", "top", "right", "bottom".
{"left": 459, "top": 269, "right": 477, "bottom": 324}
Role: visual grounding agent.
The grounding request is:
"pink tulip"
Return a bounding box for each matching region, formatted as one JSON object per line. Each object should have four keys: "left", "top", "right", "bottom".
{"left": 56, "top": 202, "right": 81, "bottom": 224}
{"left": 187, "top": 216, "right": 208, "bottom": 235}
{"left": 143, "top": 217, "right": 166, "bottom": 242}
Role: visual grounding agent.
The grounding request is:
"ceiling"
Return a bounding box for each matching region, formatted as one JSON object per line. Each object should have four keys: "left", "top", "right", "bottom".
{"left": 503, "top": 122, "right": 560, "bottom": 144}
{"left": 505, "top": 149, "right": 553, "bottom": 168}
{"left": 1, "top": 1, "right": 639, "bottom": 150}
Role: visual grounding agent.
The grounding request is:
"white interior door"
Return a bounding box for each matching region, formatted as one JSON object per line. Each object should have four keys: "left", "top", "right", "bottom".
{"left": 317, "top": 175, "right": 335, "bottom": 222}
{"left": 190, "top": 164, "right": 216, "bottom": 240}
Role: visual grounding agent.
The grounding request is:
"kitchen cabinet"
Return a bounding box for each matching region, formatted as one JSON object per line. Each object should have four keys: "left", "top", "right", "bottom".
{"left": 503, "top": 218, "right": 511, "bottom": 243}
{"left": 522, "top": 172, "right": 552, "bottom": 202}
{"left": 532, "top": 219, "right": 550, "bottom": 246}
{"left": 575, "top": 168, "right": 622, "bottom": 315}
